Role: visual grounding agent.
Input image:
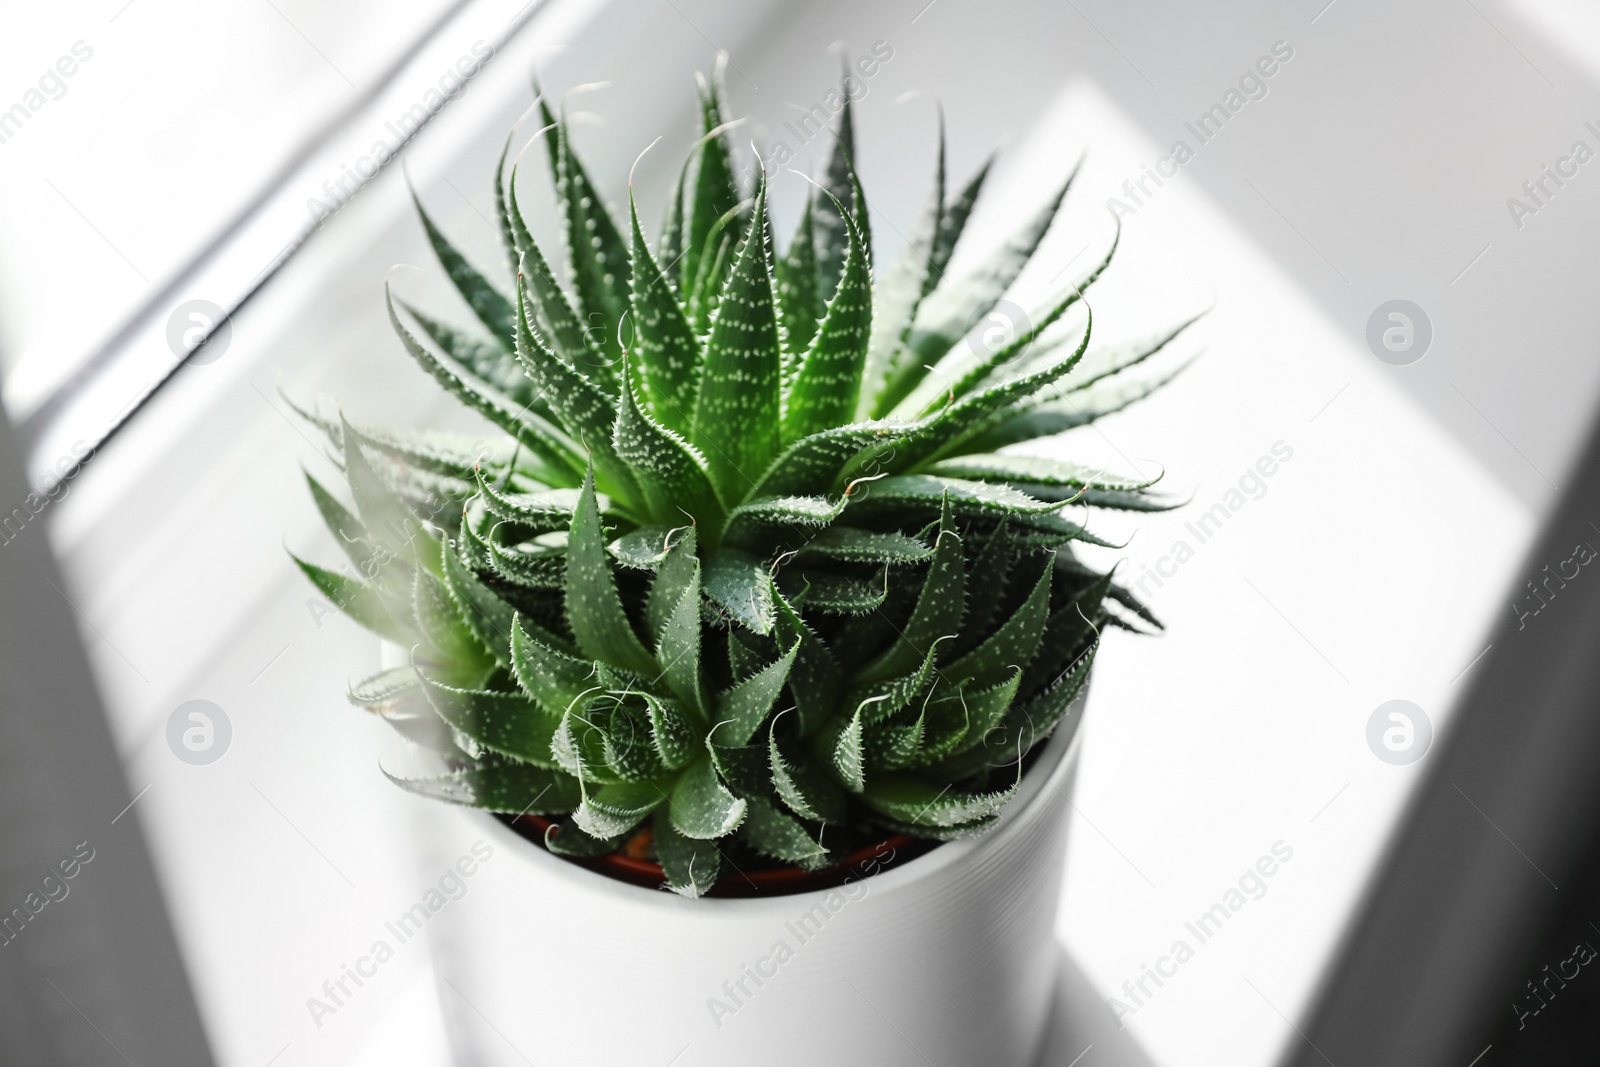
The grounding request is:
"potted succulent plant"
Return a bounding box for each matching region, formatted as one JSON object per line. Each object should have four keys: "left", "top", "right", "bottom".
{"left": 291, "top": 61, "right": 1192, "bottom": 1067}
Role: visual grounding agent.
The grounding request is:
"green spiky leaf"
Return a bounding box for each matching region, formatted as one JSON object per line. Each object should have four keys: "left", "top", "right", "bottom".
{"left": 942, "top": 556, "right": 1054, "bottom": 689}
{"left": 647, "top": 694, "right": 698, "bottom": 770}
{"left": 703, "top": 548, "right": 775, "bottom": 634}
{"left": 384, "top": 755, "right": 581, "bottom": 814}
{"left": 881, "top": 167, "right": 1077, "bottom": 415}
{"left": 794, "top": 526, "right": 932, "bottom": 566}
{"left": 856, "top": 499, "right": 962, "bottom": 682}
{"left": 440, "top": 531, "right": 515, "bottom": 661}
{"left": 573, "top": 779, "right": 667, "bottom": 839}
{"left": 739, "top": 795, "right": 829, "bottom": 870}
{"left": 474, "top": 471, "right": 579, "bottom": 532}
{"left": 654, "top": 555, "right": 708, "bottom": 719}
{"left": 415, "top": 566, "right": 493, "bottom": 672}
{"left": 772, "top": 590, "right": 840, "bottom": 736}
{"left": 813, "top": 87, "right": 856, "bottom": 299}
{"left": 939, "top": 667, "right": 1022, "bottom": 761}
{"left": 610, "top": 525, "right": 675, "bottom": 569}
{"left": 655, "top": 808, "right": 722, "bottom": 896}
{"left": 784, "top": 566, "right": 887, "bottom": 616}
{"left": 966, "top": 357, "right": 1193, "bottom": 453}
{"left": 862, "top": 120, "right": 944, "bottom": 415}
{"left": 386, "top": 285, "right": 584, "bottom": 479}
{"left": 510, "top": 614, "right": 599, "bottom": 717}
{"left": 860, "top": 774, "right": 1017, "bottom": 828}
{"left": 716, "top": 643, "right": 796, "bottom": 746}
{"left": 412, "top": 189, "right": 516, "bottom": 347}
{"left": 864, "top": 717, "right": 924, "bottom": 771}
{"left": 548, "top": 110, "right": 630, "bottom": 378}
{"left": 544, "top": 818, "right": 626, "bottom": 857}
{"left": 669, "top": 755, "right": 746, "bottom": 839}
{"left": 830, "top": 704, "right": 866, "bottom": 792}
{"left": 512, "top": 280, "right": 634, "bottom": 497}
{"left": 402, "top": 303, "right": 530, "bottom": 404}
{"left": 417, "top": 672, "right": 561, "bottom": 767}
{"left": 507, "top": 173, "right": 614, "bottom": 385}
{"left": 304, "top": 472, "right": 373, "bottom": 571}
{"left": 293, "top": 556, "right": 409, "bottom": 644}
{"left": 692, "top": 177, "right": 782, "bottom": 502}
{"left": 613, "top": 356, "right": 723, "bottom": 528}
{"left": 778, "top": 196, "right": 823, "bottom": 356}
{"left": 722, "top": 494, "right": 846, "bottom": 551}
{"left": 564, "top": 468, "right": 657, "bottom": 674}
{"left": 784, "top": 189, "right": 871, "bottom": 441}
{"left": 628, "top": 192, "right": 702, "bottom": 433}
{"left": 769, "top": 718, "right": 847, "bottom": 822}
{"left": 683, "top": 70, "right": 743, "bottom": 299}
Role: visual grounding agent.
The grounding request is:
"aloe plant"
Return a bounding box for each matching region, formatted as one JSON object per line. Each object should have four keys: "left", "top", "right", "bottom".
{"left": 292, "top": 65, "right": 1195, "bottom": 896}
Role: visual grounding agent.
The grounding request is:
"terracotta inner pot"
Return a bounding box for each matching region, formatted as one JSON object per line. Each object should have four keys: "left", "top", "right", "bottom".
{"left": 503, "top": 813, "right": 941, "bottom": 898}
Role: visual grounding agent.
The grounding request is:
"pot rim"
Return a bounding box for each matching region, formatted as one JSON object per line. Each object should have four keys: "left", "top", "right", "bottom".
{"left": 453, "top": 688, "right": 1088, "bottom": 914}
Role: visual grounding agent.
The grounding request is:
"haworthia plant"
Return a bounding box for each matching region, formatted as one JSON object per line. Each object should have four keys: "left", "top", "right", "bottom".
{"left": 294, "top": 63, "right": 1197, "bottom": 896}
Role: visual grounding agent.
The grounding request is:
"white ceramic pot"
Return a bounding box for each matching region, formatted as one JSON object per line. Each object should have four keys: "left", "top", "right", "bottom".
{"left": 408, "top": 685, "right": 1088, "bottom": 1067}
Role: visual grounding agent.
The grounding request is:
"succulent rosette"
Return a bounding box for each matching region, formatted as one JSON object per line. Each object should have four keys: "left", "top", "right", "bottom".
{"left": 293, "top": 66, "right": 1193, "bottom": 895}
